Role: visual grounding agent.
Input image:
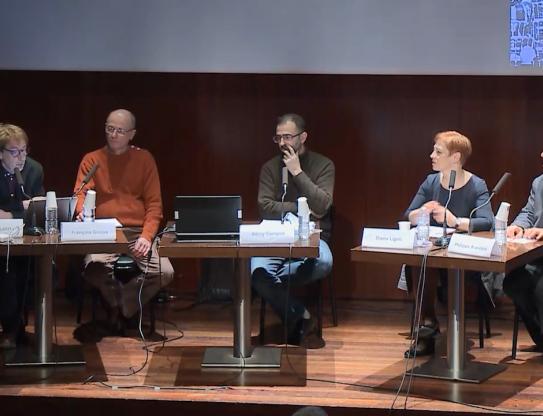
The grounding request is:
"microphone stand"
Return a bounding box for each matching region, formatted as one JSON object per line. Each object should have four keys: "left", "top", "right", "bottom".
{"left": 280, "top": 183, "right": 287, "bottom": 224}
{"left": 16, "top": 180, "right": 42, "bottom": 236}
{"left": 468, "top": 195, "right": 495, "bottom": 235}
{"left": 434, "top": 170, "right": 456, "bottom": 247}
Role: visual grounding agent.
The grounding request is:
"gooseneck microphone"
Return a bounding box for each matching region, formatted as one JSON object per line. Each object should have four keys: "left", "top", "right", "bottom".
{"left": 73, "top": 164, "right": 98, "bottom": 196}
{"left": 14, "top": 167, "right": 42, "bottom": 235}
{"left": 280, "top": 165, "right": 288, "bottom": 223}
{"left": 14, "top": 167, "right": 30, "bottom": 199}
{"left": 434, "top": 170, "right": 456, "bottom": 247}
{"left": 468, "top": 172, "right": 511, "bottom": 235}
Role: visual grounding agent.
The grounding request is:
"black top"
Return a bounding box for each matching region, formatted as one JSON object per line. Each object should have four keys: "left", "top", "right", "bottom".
{"left": 0, "top": 157, "right": 45, "bottom": 219}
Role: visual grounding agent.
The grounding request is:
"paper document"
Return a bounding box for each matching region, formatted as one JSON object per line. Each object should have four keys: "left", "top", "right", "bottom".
{"left": 94, "top": 218, "right": 123, "bottom": 228}
{"left": 508, "top": 237, "right": 534, "bottom": 244}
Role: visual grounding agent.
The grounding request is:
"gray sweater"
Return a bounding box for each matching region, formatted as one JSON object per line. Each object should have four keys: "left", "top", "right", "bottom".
{"left": 405, "top": 172, "right": 494, "bottom": 232}
{"left": 257, "top": 150, "right": 335, "bottom": 242}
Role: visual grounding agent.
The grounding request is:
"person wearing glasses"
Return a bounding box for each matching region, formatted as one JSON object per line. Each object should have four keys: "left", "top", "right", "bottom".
{"left": 73, "top": 109, "right": 173, "bottom": 333}
{"left": 251, "top": 113, "right": 334, "bottom": 346}
{"left": 0, "top": 124, "right": 44, "bottom": 349}
{"left": 403, "top": 131, "right": 493, "bottom": 357}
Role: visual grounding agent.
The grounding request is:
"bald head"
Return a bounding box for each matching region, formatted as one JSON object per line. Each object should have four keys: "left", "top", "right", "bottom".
{"left": 104, "top": 109, "right": 137, "bottom": 155}
{"left": 107, "top": 109, "right": 136, "bottom": 130}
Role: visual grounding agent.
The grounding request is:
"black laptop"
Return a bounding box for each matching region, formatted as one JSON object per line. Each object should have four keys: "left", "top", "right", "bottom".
{"left": 26, "top": 196, "right": 76, "bottom": 227}
{"left": 174, "top": 195, "right": 242, "bottom": 242}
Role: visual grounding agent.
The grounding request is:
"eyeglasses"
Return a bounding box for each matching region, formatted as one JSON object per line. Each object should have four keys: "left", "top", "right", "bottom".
{"left": 272, "top": 132, "right": 304, "bottom": 144}
{"left": 105, "top": 124, "right": 134, "bottom": 136}
{"left": 2, "top": 147, "right": 28, "bottom": 157}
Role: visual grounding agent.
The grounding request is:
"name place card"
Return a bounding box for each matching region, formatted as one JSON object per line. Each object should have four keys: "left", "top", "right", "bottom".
{"left": 240, "top": 222, "right": 296, "bottom": 244}
{"left": 61, "top": 222, "right": 116, "bottom": 242}
{"left": 361, "top": 228, "right": 415, "bottom": 250}
{"left": 447, "top": 233, "right": 497, "bottom": 258}
{"left": 0, "top": 219, "right": 24, "bottom": 238}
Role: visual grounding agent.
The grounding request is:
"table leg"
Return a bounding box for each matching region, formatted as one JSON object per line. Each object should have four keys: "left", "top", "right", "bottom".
{"left": 410, "top": 268, "right": 506, "bottom": 383}
{"left": 4, "top": 254, "right": 84, "bottom": 366}
{"left": 201, "top": 258, "right": 281, "bottom": 368}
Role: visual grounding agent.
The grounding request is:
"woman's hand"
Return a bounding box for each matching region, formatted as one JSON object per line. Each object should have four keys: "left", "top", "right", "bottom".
{"left": 431, "top": 205, "right": 456, "bottom": 227}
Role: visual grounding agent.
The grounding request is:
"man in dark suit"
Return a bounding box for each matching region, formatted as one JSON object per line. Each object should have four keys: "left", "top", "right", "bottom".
{"left": 0, "top": 124, "right": 44, "bottom": 349}
{"left": 504, "top": 155, "right": 543, "bottom": 351}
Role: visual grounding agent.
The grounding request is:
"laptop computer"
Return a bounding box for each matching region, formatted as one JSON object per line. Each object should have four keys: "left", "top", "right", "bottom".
{"left": 174, "top": 195, "right": 242, "bottom": 242}
{"left": 26, "top": 196, "right": 76, "bottom": 228}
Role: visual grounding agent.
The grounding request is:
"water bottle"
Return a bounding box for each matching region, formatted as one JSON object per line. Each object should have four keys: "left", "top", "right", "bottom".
{"left": 45, "top": 206, "right": 58, "bottom": 235}
{"left": 83, "top": 190, "right": 96, "bottom": 222}
{"left": 297, "top": 196, "right": 310, "bottom": 241}
{"left": 494, "top": 202, "right": 510, "bottom": 250}
{"left": 494, "top": 218, "right": 507, "bottom": 247}
{"left": 44, "top": 191, "right": 58, "bottom": 236}
{"left": 416, "top": 206, "right": 430, "bottom": 247}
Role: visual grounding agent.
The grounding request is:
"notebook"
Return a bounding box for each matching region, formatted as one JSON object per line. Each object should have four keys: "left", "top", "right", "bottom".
{"left": 174, "top": 195, "right": 242, "bottom": 242}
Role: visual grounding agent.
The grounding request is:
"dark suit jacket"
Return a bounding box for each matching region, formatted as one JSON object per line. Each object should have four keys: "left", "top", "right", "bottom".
{"left": 0, "top": 157, "right": 45, "bottom": 219}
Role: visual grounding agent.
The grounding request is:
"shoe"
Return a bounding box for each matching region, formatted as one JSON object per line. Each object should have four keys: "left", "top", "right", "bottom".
{"left": 404, "top": 336, "right": 435, "bottom": 358}
{"left": 0, "top": 333, "right": 16, "bottom": 350}
{"left": 287, "top": 316, "right": 317, "bottom": 345}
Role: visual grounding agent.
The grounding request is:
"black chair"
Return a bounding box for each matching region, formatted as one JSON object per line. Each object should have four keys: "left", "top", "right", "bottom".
{"left": 258, "top": 272, "right": 338, "bottom": 344}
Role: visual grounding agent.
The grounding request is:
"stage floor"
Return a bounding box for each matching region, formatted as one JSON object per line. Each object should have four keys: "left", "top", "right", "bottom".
{"left": 0, "top": 297, "right": 542, "bottom": 416}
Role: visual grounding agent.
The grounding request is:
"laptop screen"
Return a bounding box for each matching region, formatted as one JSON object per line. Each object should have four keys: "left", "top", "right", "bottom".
{"left": 174, "top": 195, "right": 242, "bottom": 241}
{"left": 25, "top": 196, "right": 76, "bottom": 227}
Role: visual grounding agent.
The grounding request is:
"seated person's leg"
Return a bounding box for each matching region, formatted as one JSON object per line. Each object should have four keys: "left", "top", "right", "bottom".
{"left": 289, "top": 240, "right": 333, "bottom": 287}
{"left": 0, "top": 260, "right": 19, "bottom": 348}
{"left": 405, "top": 266, "right": 441, "bottom": 357}
{"left": 251, "top": 256, "right": 292, "bottom": 321}
{"left": 504, "top": 263, "right": 543, "bottom": 347}
{"left": 120, "top": 243, "right": 174, "bottom": 319}
{"left": 84, "top": 253, "right": 121, "bottom": 317}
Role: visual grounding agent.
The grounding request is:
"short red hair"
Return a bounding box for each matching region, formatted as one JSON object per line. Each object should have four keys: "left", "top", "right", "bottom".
{"left": 434, "top": 131, "right": 472, "bottom": 165}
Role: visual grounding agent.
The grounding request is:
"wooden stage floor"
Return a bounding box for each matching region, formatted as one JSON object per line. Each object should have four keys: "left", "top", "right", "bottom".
{"left": 1, "top": 297, "right": 542, "bottom": 416}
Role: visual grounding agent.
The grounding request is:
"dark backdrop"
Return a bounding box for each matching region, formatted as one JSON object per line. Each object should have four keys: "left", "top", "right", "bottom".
{"left": 1, "top": 71, "right": 541, "bottom": 299}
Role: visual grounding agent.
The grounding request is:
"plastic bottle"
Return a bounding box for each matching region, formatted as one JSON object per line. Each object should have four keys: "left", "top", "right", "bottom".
{"left": 83, "top": 190, "right": 96, "bottom": 222}
{"left": 45, "top": 191, "right": 58, "bottom": 235}
{"left": 494, "top": 218, "right": 507, "bottom": 246}
{"left": 297, "top": 196, "right": 310, "bottom": 241}
{"left": 494, "top": 202, "right": 510, "bottom": 248}
{"left": 416, "top": 206, "right": 430, "bottom": 247}
{"left": 45, "top": 206, "right": 58, "bottom": 234}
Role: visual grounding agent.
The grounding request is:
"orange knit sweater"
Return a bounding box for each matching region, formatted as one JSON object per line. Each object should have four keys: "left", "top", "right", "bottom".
{"left": 74, "top": 146, "right": 163, "bottom": 241}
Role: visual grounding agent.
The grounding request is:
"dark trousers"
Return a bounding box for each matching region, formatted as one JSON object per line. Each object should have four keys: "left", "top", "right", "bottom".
{"left": 0, "top": 257, "right": 32, "bottom": 335}
{"left": 503, "top": 261, "right": 543, "bottom": 346}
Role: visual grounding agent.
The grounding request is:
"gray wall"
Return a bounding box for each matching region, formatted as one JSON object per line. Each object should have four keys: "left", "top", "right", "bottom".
{"left": 0, "top": 0, "right": 537, "bottom": 75}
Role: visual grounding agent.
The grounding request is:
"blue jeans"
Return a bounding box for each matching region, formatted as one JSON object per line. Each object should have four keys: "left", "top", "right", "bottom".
{"left": 251, "top": 240, "right": 333, "bottom": 328}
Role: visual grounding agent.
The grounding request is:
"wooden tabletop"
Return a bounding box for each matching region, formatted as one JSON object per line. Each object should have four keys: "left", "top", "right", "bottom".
{"left": 350, "top": 232, "right": 543, "bottom": 274}
{"left": 158, "top": 232, "right": 320, "bottom": 259}
{"left": 0, "top": 229, "right": 130, "bottom": 256}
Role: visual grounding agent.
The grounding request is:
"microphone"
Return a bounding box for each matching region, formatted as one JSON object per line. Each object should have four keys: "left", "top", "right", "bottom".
{"left": 435, "top": 170, "right": 456, "bottom": 247}
{"left": 282, "top": 166, "right": 288, "bottom": 188}
{"left": 14, "top": 168, "right": 42, "bottom": 236}
{"left": 280, "top": 165, "right": 288, "bottom": 224}
{"left": 73, "top": 164, "right": 98, "bottom": 196}
{"left": 13, "top": 167, "right": 31, "bottom": 199}
{"left": 468, "top": 172, "right": 511, "bottom": 235}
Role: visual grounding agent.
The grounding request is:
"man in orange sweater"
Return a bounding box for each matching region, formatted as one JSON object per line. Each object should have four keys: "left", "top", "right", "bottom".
{"left": 74, "top": 109, "right": 174, "bottom": 326}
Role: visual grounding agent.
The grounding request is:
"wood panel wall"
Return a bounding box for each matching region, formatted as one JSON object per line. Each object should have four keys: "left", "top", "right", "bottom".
{"left": 1, "top": 71, "right": 542, "bottom": 300}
